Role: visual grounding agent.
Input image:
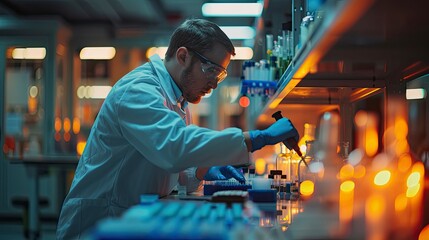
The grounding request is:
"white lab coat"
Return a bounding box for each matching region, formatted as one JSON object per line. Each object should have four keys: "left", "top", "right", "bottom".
{"left": 56, "top": 54, "right": 250, "bottom": 239}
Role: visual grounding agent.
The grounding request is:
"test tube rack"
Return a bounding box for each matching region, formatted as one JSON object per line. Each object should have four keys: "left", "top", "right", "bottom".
{"left": 240, "top": 80, "right": 277, "bottom": 97}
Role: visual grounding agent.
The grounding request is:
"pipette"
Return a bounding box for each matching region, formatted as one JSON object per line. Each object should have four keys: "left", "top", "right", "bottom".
{"left": 272, "top": 111, "right": 308, "bottom": 167}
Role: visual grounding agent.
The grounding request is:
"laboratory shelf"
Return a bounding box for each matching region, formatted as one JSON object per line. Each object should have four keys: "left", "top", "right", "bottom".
{"left": 249, "top": 0, "right": 374, "bottom": 123}
{"left": 251, "top": 0, "right": 429, "bottom": 125}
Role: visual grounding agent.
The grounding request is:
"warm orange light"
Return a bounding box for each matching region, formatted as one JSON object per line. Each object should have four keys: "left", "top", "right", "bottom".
{"left": 258, "top": 114, "right": 268, "bottom": 123}
{"left": 398, "top": 154, "right": 412, "bottom": 172}
{"left": 365, "top": 128, "right": 378, "bottom": 157}
{"left": 354, "top": 165, "right": 366, "bottom": 178}
{"left": 366, "top": 194, "right": 385, "bottom": 222}
{"left": 394, "top": 117, "right": 408, "bottom": 140}
{"left": 394, "top": 194, "right": 408, "bottom": 212}
{"left": 412, "top": 161, "right": 425, "bottom": 177}
{"left": 383, "top": 126, "right": 395, "bottom": 151}
{"left": 374, "top": 170, "right": 391, "bottom": 186}
{"left": 299, "top": 180, "right": 314, "bottom": 196}
{"left": 55, "top": 117, "right": 62, "bottom": 132}
{"left": 259, "top": 217, "right": 273, "bottom": 227}
{"left": 406, "top": 184, "right": 420, "bottom": 198}
{"left": 340, "top": 164, "right": 354, "bottom": 180}
{"left": 419, "top": 224, "right": 429, "bottom": 240}
{"left": 255, "top": 158, "right": 266, "bottom": 175}
{"left": 340, "top": 180, "right": 354, "bottom": 223}
{"left": 354, "top": 110, "right": 368, "bottom": 127}
{"left": 28, "top": 97, "right": 38, "bottom": 114}
{"left": 55, "top": 132, "right": 61, "bottom": 142}
{"left": 407, "top": 172, "right": 421, "bottom": 188}
{"left": 239, "top": 95, "right": 250, "bottom": 108}
{"left": 395, "top": 139, "right": 410, "bottom": 157}
{"left": 268, "top": 79, "right": 300, "bottom": 109}
{"left": 408, "top": 162, "right": 425, "bottom": 198}
{"left": 64, "top": 132, "right": 71, "bottom": 142}
{"left": 63, "top": 117, "right": 71, "bottom": 132}
{"left": 73, "top": 117, "right": 81, "bottom": 134}
{"left": 300, "top": 144, "right": 307, "bottom": 155}
{"left": 83, "top": 104, "right": 92, "bottom": 124}
{"left": 77, "top": 141, "right": 86, "bottom": 156}
{"left": 340, "top": 180, "right": 355, "bottom": 192}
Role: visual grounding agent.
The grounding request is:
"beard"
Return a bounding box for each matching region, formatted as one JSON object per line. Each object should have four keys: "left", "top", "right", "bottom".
{"left": 180, "top": 64, "right": 202, "bottom": 104}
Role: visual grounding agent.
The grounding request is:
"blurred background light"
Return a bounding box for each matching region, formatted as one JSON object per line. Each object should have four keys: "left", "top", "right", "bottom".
{"left": 231, "top": 47, "right": 253, "bottom": 60}
{"left": 80, "top": 47, "right": 116, "bottom": 60}
{"left": 300, "top": 180, "right": 314, "bottom": 196}
{"left": 373, "top": 170, "right": 391, "bottom": 186}
{"left": 12, "top": 47, "right": 46, "bottom": 59}
{"left": 406, "top": 88, "right": 426, "bottom": 100}
{"left": 220, "top": 26, "right": 256, "bottom": 39}
{"left": 77, "top": 86, "right": 112, "bottom": 99}
{"left": 146, "top": 47, "right": 168, "bottom": 59}
{"left": 202, "top": 2, "right": 263, "bottom": 17}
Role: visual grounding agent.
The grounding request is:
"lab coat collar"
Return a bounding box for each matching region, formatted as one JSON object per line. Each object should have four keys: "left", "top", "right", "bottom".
{"left": 149, "top": 54, "right": 187, "bottom": 109}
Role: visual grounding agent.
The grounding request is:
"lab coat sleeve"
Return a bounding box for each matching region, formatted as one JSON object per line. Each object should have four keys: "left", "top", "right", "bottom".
{"left": 116, "top": 78, "right": 250, "bottom": 173}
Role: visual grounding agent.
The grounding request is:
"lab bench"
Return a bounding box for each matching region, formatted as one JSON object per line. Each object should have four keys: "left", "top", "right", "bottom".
{"left": 85, "top": 192, "right": 297, "bottom": 240}
{"left": 84, "top": 173, "right": 428, "bottom": 240}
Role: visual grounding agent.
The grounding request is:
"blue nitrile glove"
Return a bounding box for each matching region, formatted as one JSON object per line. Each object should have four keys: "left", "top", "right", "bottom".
{"left": 204, "top": 166, "right": 245, "bottom": 183}
{"left": 249, "top": 118, "right": 299, "bottom": 152}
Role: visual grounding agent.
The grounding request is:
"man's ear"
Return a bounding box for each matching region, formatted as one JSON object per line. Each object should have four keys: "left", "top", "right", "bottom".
{"left": 176, "top": 47, "right": 191, "bottom": 67}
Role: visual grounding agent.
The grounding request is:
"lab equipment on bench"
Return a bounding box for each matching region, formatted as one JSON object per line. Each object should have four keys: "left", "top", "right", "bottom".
{"left": 203, "top": 179, "right": 252, "bottom": 195}
{"left": 272, "top": 111, "right": 308, "bottom": 167}
{"left": 89, "top": 196, "right": 266, "bottom": 240}
{"left": 211, "top": 190, "right": 249, "bottom": 205}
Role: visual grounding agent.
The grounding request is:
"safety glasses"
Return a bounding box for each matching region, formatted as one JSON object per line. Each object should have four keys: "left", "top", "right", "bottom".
{"left": 187, "top": 48, "right": 228, "bottom": 83}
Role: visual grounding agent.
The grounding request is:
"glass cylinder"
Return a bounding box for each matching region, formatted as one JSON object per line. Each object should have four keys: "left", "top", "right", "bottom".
{"left": 276, "top": 148, "right": 292, "bottom": 181}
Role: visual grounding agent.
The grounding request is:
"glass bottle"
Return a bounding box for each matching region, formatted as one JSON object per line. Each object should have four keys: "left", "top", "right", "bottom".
{"left": 298, "top": 123, "right": 316, "bottom": 157}
{"left": 277, "top": 146, "right": 296, "bottom": 183}
{"left": 313, "top": 111, "right": 342, "bottom": 204}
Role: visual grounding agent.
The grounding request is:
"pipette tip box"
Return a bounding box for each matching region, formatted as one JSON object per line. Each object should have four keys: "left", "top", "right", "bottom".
{"left": 203, "top": 180, "right": 252, "bottom": 195}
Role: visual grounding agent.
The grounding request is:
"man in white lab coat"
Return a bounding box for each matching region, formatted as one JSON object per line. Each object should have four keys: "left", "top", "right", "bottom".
{"left": 56, "top": 18, "right": 299, "bottom": 239}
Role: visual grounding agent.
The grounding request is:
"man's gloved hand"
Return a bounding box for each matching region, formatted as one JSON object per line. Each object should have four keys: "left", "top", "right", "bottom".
{"left": 249, "top": 118, "right": 299, "bottom": 152}
{"left": 204, "top": 166, "right": 245, "bottom": 183}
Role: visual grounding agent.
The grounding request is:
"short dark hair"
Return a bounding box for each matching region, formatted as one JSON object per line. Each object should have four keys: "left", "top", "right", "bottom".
{"left": 165, "top": 18, "right": 235, "bottom": 61}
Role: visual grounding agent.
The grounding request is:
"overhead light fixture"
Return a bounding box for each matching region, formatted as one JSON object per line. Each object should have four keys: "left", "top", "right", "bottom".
{"left": 202, "top": 2, "right": 263, "bottom": 17}
{"left": 220, "top": 26, "right": 255, "bottom": 39}
{"left": 79, "top": 47, "right": 116, "bottom": 60}
{"left": 231, "top": 47, "right": 253, "bottom": 60}
{"left": 12, "top": 48, "right": 46, "bottom": 60}
{"left": 146, "top": 47, "right": 168, "bottom": 59}
{"left": 406, "top": 88, "right": 427, "bottom": 100}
